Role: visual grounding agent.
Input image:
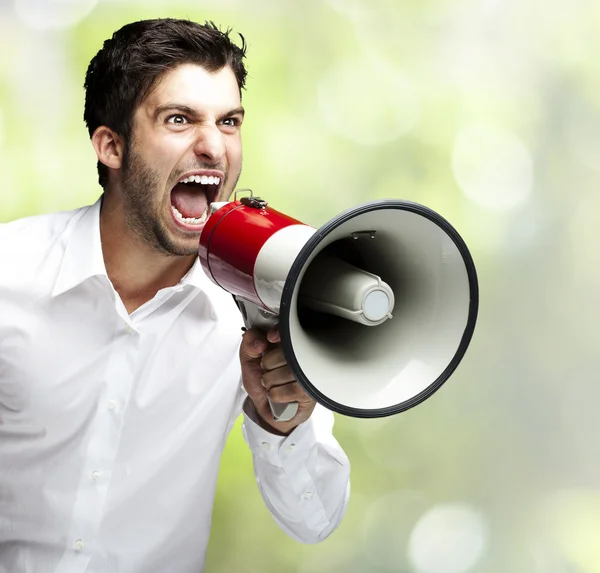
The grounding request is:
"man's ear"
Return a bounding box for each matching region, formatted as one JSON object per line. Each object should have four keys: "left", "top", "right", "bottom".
{"left": 91, "top": 126, "right": 125, "bottom": 170}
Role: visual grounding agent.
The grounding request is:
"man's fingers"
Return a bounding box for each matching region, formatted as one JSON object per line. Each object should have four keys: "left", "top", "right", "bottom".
{"left": 266, "top": 327, "right": 281, "bottom": 344}
{"left": 261, "top": 346, "right": 286, "bottom": 371}
{"left": 240, "top": 328, "right": 268, "bottom": 361}
{"left": 267, "top": 381, "right": 313, "bottom": 404}
{"left": 261, "top": 364, "right": 294, "bottom": 390}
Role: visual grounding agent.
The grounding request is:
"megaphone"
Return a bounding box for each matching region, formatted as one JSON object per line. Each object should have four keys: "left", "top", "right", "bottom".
{"left": 198, "top": 191, "right": 478, "bottom": 422}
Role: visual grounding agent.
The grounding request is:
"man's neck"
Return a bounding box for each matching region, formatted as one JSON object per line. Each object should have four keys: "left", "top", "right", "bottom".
{"left": 99, "top": 194, "right": 196, "bottom": 314}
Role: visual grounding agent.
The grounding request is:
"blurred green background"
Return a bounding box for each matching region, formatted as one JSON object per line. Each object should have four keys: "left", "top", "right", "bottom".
{"left": 2, "top": 0, "right": 600, "bottom": 571}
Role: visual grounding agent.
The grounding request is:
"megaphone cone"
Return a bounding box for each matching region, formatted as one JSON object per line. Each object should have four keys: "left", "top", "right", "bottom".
{"left": 198, "top": 192, "right": 478, "bottom": 421}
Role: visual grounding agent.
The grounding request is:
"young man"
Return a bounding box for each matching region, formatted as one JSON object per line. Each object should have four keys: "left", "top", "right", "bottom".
{"left": 0, "top": 19, "right": 350, "bottom": 573}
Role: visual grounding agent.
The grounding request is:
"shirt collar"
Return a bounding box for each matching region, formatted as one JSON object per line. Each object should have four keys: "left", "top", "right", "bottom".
{"left": 52, "top": 197, "right": 214, "bottom": 298}
{"left": 52, "top": 198, "right": 107, "bottom": 298}
{"left": 180, "top": 256, "right": 213, "bottom": 290}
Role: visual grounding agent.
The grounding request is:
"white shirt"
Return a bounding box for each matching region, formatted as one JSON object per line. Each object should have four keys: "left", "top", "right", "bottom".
{"left": 0, "top": 199, "right": 350, "bottom": 573}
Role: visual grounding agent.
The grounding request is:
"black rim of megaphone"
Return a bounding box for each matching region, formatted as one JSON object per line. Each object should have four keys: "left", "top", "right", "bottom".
{"left": 278, "top": 199, "right": 479, "bottom": 419}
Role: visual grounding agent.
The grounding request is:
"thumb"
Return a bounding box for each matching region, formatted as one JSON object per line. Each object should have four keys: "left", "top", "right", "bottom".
{"left": 240, "top": 328, "right": 268, "bottom": 363}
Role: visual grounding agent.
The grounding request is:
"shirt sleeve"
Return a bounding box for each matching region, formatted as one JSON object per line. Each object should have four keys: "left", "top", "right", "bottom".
{"left": 241, "top": 399, "right": 351, "bottom": 544}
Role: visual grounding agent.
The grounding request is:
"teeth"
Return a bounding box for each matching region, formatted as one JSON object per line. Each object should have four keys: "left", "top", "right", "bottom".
{"left": 171, "top": 205, "right": 208, "bottom": 225}
{"left": 179, "top": 175, "right": 221, "bottom": 185}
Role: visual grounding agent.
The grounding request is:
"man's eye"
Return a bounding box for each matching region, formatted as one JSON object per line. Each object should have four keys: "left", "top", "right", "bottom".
{"left": 222, "top": 117, "right": 239, "bottom": 127}
{"left": 166, "top": 115, "right": 189, "bottom": 125}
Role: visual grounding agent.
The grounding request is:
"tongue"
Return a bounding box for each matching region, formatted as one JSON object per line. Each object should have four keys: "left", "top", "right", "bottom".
{"left": 171, "top": 183, "right": 208, "bottom": 218}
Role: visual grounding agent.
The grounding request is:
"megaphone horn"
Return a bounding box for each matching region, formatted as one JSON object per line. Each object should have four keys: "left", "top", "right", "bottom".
{"left": 198, "top": 190, "right": 478, "bottom": 422}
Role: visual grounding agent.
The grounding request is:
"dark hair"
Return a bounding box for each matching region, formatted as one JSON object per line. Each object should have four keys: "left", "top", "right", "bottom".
{"left": 83, "top": 18, "right": 247, "bottom": 188}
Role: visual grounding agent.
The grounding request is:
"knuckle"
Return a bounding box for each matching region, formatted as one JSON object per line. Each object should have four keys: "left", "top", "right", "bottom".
{"left": 261, "top": 372, "right": 273, "bottom": 388}
{"left": 267, "top": 388, "right": 282, "bottom": 402}
{"left": 270, "top": 381, "right": 296, "bottom": 401}
{"left": 268, "top": 384, "right": 285, "bottom": 401}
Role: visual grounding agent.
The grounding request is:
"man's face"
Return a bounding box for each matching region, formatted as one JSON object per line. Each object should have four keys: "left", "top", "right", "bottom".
{"left": 118, "top": 63, "right": 244, "bottom": 256}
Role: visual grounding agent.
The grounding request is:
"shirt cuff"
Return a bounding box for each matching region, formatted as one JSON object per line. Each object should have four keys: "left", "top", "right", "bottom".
{"left": 242, "top": 405, "right": 320, "bottom": 469}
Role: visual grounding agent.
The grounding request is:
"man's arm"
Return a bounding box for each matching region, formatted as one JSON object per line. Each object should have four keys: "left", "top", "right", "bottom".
{"left": 239, "top": 328, "right": 351, "bottom": 542}
{"left": 242, "top": 398, "right": 350, "bottom": 543}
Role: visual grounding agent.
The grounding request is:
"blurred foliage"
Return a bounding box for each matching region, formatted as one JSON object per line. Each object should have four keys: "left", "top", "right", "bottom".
{"left": 1, "top": 0, "right": 600, "bottom": 571}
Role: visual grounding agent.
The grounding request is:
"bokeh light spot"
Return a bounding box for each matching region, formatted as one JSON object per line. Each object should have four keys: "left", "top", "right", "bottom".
{"left": 408, "top": 503, "right": 488, "bottom": 573}
{"left": 452, "top": 123, "right": 533, "bottom": 211}
{"left": 538, "top": 489, "right": 600, "bottom": 571}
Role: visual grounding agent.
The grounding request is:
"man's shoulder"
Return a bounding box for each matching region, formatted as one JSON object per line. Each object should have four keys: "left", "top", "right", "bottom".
{"left": 0, "top": 206, "right": 89, "bottom": 288}
{"left": 0, "top": 207, "right": 85, "bottom": 244}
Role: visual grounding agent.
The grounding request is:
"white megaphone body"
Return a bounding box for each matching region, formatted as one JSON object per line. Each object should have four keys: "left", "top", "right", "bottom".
{"left": 198, "top": 191, "right": 478, "bottom": 422}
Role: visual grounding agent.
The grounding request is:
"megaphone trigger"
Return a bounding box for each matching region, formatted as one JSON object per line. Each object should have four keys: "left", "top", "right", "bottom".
{"left": 269, "top": 401, "right": 299, "bottom": 422}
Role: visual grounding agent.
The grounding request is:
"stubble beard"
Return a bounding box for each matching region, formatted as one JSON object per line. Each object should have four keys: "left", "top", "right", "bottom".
{"left": 120, "top": 142, "right": 197, "bottom": 257}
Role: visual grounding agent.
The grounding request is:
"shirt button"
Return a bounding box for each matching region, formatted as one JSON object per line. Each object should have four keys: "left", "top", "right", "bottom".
{"left": 108, "top": 399, "right": 117, "bottom": 411}
{"left": 303, "top": 491, "right": 314, "bottom": 500}
{"left": 75, "top": 539, "right": 84, "bottom": 551}
{"left": 286, "top": 444, "right": 296, "bottom": 452}
{"left": 261, "top": 442, "right": 272, "bottom": 452}
{"left": 124, "top": 324, "right": 135, "bottom": 334}
{"left": 91, "top": 470, "right": 100, "bottom": 482}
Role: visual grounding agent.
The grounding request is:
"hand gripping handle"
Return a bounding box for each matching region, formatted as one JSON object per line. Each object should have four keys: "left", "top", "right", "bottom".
{"left": 235, "top": 297, "right": 299, "bottom": 422}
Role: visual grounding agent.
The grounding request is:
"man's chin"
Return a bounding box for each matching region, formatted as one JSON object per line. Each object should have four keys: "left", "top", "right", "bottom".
{"left": 166, "top": 230, "right": 203, "bottom": 257}
{"left": 160, "top": 239, "right": 200, "bottom": 258}
{"left": 151, "top": 220, "right": 202, "bottom": 258}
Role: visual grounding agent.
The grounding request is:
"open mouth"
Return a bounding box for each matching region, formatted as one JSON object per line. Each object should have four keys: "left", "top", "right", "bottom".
{"left": 170, "top": 171, "right": 222, "bottom": 229}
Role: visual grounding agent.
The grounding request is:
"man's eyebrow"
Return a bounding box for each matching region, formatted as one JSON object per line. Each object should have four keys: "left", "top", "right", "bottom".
{"left": 153, "top": 104, "right": 245, "bottom": 120}
{"left": 154, "top": 104, "right": 198, "bottom": 119}
{"left": 222, "top": 107, "right": 245, "bottom": 119}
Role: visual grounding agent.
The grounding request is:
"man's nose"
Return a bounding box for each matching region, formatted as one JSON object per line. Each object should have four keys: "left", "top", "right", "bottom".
{"left": 192, "top": 125, "right": 226, "bottom": 165}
